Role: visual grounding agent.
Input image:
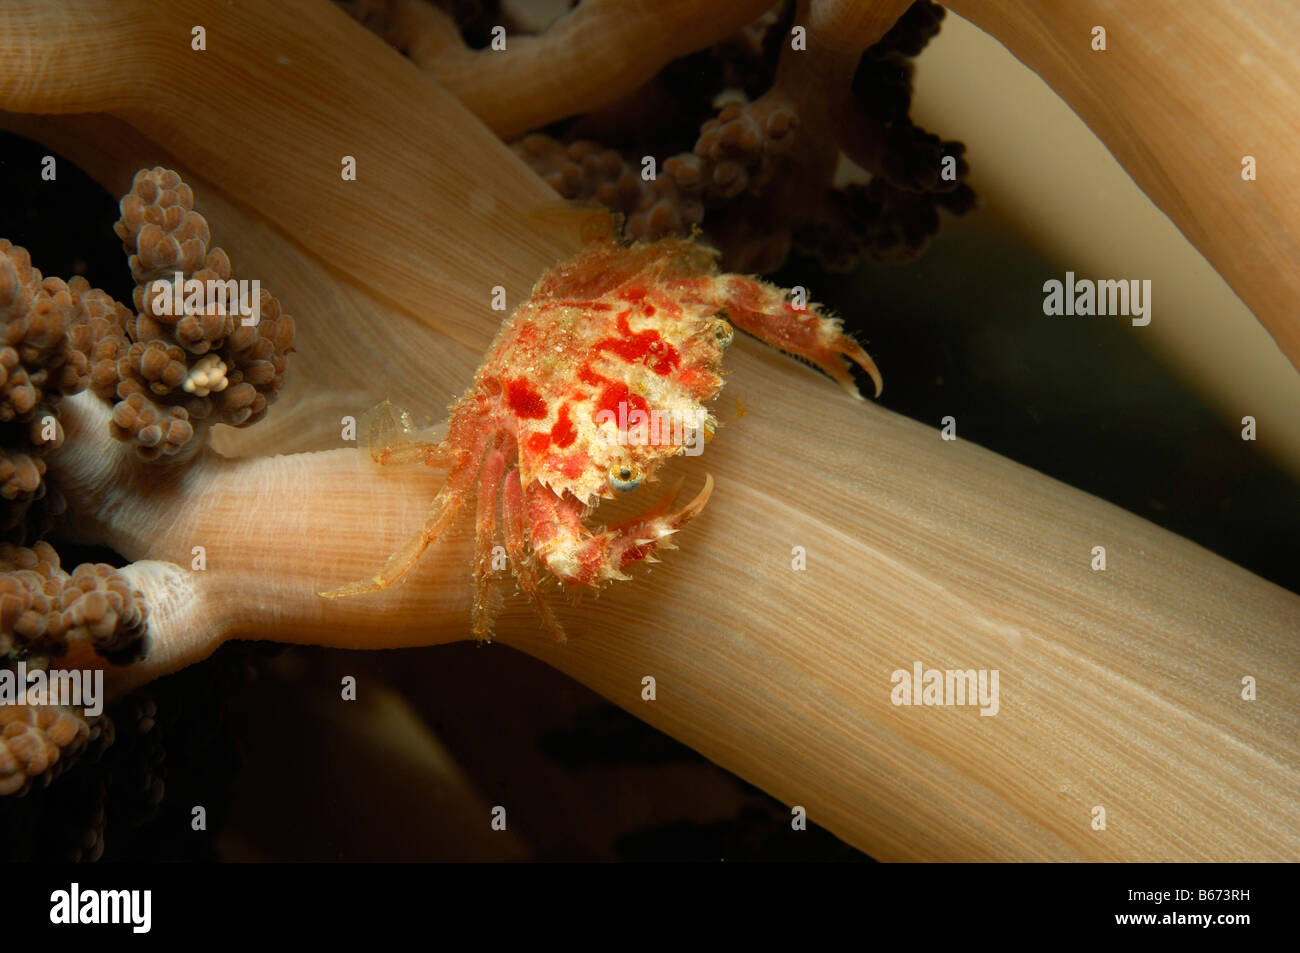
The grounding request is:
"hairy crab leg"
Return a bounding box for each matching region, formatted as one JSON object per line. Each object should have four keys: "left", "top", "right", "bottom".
{"left": 529, "top": 475, "right": 715, "bottom": 588}
{"left": 710, "top": 275, "right": 884, "bottom": 399}
{"left": 471, "top": 443, "right": 507, "bottom": 639}
{"left": 502, "top": 469, "right": 566, "bottom": 643}
{"left": 372, "top": 439, "right": 455, "bottom": 468}
{"left": 361, "top": 398, "right": 455, "bottom": 467}
{"left": 319, "top": 438, "right": 486, "bottom": 599}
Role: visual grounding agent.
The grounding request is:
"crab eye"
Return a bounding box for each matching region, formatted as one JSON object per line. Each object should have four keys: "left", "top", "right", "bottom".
{"left": 712, "top": 318, "right": 734, "bottom": 349}
{"left": 608, "top": 463, "right": 643, "bottom": 492}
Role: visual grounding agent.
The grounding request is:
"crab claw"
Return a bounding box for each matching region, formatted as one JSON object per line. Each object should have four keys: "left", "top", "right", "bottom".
{"left": 607, "top": 474, "right": 714, "bottom": 575}
{"left": 537, "top": 475, "right": 714, "bottom": 587}
{"left": 831, "top": 335, "right": 884, "bottom": 400}
{"left": 713, "top": 274, "right": 884, "bottom": 399}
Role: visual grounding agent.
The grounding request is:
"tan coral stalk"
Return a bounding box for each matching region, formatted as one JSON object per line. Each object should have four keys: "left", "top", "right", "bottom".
{"left": 944, "top": 0, "right": 1300, "bottom": 374}
{"left": 1, "top": 0, "right": 1298, "bottom": 861}
{"left": 395, "top": 0, "right": 781, "bottom": 138}
{"left": 44, "top": 359, "right": 1300, "bottom": 861}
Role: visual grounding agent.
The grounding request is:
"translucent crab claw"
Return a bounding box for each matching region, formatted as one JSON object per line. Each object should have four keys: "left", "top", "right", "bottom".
{"left": 537, "top": 475, "right": 715, "bottom": 587}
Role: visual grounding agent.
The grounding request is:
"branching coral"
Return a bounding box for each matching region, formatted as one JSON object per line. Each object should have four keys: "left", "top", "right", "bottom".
{"left": 101, "top": 168, "right": 295, "bottom": 459}
{"left": 584, "top": 0, "right": 971, "bottom": 271}
{"left": 0, "top": 235, "right": 149, "bottom": 797}
{"left": 0, "top": 241, "right": 98, "bottom": 535}
{"left": 0, "top": 543, "right": 134, "bottom": 798}
{"left": 0, "top": 700, "right": 99, "bottom": 798}
{"left": 351, "top": 0, "right": 976, "bottom": 272}
{"left": 1, "top": 639, "right": 260, "bottom": 861}
{"left": 2, "top": 167, "right": 294, "bottom": 477}
{"left": 0, "top": 0, "right": 1297, "bottom": 861}
{"left": 0, "top": 167, "right": 295, "bottom": 794}
{"left": 651, "top": 0, "right": 975, "bottom": 271}
{"left": 0, "top": 541, "right": 146, "bottom": 665}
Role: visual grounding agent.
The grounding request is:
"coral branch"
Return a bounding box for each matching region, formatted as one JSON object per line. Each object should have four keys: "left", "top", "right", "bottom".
{"left": 392, "top": 0, "right": 778, "bottom": 138}
{"left": 39, "top": 366, "right": 1300, "bottom": 860}
{"left": 106, "top": 167, "right": 295, "bottom": 458}
{"left": 1, "top": 164, "right": 295, "bottom": 789}
{"left": 0, "top": 540, "right": 145, "bottom": 794}
{"left": 0, "top": 241, "right": 98, "bottom": 535}
{"left": 0, "top": 701, "right": 100, "bottom": 796}
{"left": 943, "top": 0, "right": 1300, "bottom": 373}
{"left": 510, "top": 1, "right": 975, "bottom": 272}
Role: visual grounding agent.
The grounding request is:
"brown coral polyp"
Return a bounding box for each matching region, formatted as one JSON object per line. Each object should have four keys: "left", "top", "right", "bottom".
{"left": 0, "top": 541, "right": 148, "bottom": 664}
{"left": 0, "top": 703, "right": 91, "bottom": 797}
{"left": 0, "top": 243, "right": 104, "bottom": 534}
{"left": 508, "top": 1, "right": 973, "bottom": 273}
{"left": 93, "top": 167, "right": 297, "bottom": 457}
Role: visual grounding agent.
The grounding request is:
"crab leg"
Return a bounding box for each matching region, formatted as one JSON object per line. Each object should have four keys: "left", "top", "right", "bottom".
{"left": 371, "top": 439, "right": 454, "bottom": 468}
{"left": 319, "top": 439, "right": 485, "bottom": 599}
{"left": 529, "top": 475, "right": 715, "bottom": 588}
{"left": 470, "top": 443, "right": 507, "bottom": 639}
{"left": 361, "top": 398, "right": 455, "bottom": 467}
{"left": 502, "top": 469, "right": 566, "bottom": 643}
{"left": 713, "top": 275, "right": 883, "bottom": 399}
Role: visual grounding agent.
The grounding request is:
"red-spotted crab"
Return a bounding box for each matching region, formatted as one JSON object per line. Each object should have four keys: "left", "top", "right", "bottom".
{"left": 320, "top": 236, "right": 881, "bottom": 641}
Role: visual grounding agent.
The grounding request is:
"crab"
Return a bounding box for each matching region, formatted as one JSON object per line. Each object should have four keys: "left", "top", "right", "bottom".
{"left": 319, "top": 236, "right": 881, "bottom": 641}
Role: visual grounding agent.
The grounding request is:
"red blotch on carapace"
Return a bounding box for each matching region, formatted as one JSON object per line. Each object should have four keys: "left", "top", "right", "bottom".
{"left": 578, "top": 366, "right": 650, "bottom": 425}
{"left": 596, "top": 311, "right": 680, "bottom": 375}
{"left": 550, "top": 404, "right": 577, "bottom": 448}
{"left": 559, "top": 452, "right": 589, "bottom": 480}
{"left": 528, "top": 441, "right": 590, "bottom": 481}
{"left": 595, "top": 381, "right": 649, "bottom": 423}
{"left": 506, "top": 379, "right": 548, "bottom": 419}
